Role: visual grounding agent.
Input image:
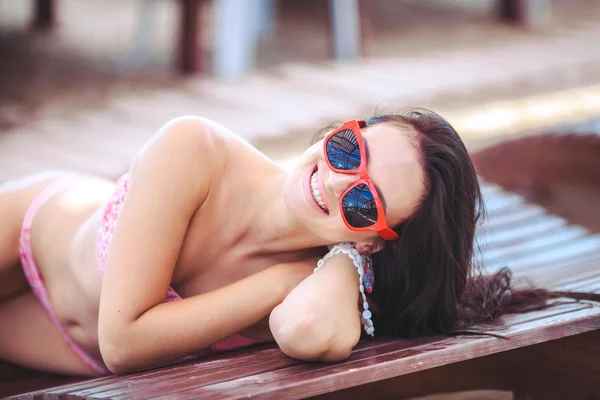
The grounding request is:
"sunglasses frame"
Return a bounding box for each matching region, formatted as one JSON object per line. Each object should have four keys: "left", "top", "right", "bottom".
{"left": 324, "top": 119, "right": 399, "bottom": 241}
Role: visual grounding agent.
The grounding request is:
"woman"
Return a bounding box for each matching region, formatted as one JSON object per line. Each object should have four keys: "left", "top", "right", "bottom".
{"left": 0, "top": 109, "right": 535, "bottom": 377}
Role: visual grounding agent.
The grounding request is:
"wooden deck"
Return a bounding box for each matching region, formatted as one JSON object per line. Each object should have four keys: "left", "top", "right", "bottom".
{"left": 1, "top": 17, "right": 600, "bottom": 183}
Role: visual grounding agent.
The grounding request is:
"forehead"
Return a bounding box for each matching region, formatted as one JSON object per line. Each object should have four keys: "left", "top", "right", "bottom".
{"left": 362, "top": 123, "right": 425, "bottom": 225}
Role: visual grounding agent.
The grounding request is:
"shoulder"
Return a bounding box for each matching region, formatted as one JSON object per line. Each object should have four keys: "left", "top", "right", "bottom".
{"left": 131, "top": 116, "right": 233, "bottom": 177}
{"left": 123, "top": 116, "right": 237, "bottom": 207}
{"left": 139, "top": 116, "right": 229, "bottom": 159}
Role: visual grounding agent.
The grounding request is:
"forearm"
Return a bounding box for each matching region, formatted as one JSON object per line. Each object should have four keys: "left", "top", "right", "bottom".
{"left": 100, "top": 266, "right": 288, "bottom": 374}
{"left": 270, "top": 253, "right": 361, "bottom": 361}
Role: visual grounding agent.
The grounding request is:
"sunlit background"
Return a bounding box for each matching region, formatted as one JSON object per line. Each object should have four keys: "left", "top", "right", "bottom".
{"left": 1, "top": 0, "right": 599, "bottom": 197}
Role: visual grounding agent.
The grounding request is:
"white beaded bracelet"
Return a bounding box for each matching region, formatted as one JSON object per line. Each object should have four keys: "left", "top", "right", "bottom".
{"left": 314, "top": 243, "right": 375, "bottom": 337}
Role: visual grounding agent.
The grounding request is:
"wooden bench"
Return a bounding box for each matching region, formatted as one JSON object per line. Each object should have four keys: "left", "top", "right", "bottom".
{"left": 4, "top": 174, "right": 600, "bottom": 399}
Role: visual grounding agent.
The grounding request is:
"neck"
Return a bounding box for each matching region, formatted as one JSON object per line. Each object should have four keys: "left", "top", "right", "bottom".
{"left": 235, "top": 168, "right": 330, "bottom": 255}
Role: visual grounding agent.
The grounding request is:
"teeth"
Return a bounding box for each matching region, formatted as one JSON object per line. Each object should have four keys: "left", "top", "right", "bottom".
{"left": 310, "top": 171, "right": 328, "bottom": 212}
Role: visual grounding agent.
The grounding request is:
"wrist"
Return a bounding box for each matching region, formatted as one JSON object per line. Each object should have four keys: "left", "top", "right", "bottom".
{"left": 266, "top": 262, "right": 311, "bottom": 301}
{"left": 315, "top": 243, "right": 375, "bottom": 336}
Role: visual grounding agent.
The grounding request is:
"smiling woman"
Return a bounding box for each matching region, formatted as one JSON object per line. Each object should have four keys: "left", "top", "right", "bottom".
{"left": 0, "top": 110, "right": 551, "bottom": 376}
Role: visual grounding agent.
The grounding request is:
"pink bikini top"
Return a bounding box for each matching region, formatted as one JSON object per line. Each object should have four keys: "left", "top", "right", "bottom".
{"left": 97, "top": 174, "right": 266, "bottom": 354}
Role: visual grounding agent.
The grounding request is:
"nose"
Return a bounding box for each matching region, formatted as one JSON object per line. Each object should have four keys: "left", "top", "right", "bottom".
{"left": 326, "top": 170, "right": 360, "bottom": 199}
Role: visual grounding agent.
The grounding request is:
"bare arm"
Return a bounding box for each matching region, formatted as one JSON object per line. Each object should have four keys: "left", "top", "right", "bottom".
{"left": 98, "top": 117, "right": 311, "bottom": 374}
{"left": 269, "top": 253, "right": 362, "bottom": 362}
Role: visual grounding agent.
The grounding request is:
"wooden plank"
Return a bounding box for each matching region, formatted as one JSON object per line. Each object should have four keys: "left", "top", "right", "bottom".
{"left": 478, "top": 191, "right": 561, "bottom": 231}
{"left": 16, "top": 345, "right": 297, "bottom": 399}
{"left": 43, "top": 340, "right": 399, "bottom": 399}
{"left": 15, "top": 340, "right": 385, "bottom": 399}
{"left": 105, "top": 91, "right": 285, "bottom": 140}
{"left": 554, "top": 274, "right": 600, "bottom": 293}
{"left": 314, "top": 330, "right": 600, "bottom": 400}
{"left": 21, "top": 303, "right": 597, "bottom": 400}
{"left": 477, "top": 203, "right": 545, "bottom": 231}
{"left": 65, "top": 348, "right": 301, "bottom": 399}
{"left": 522, "top": 255, "right": 600, "bottom": 290}
{"left": 0, "top": 133, "right": 122, "bottom": 178}
{"left": 480, "top": 191, "right": 525, "bottom": 216}
{"left": 478, "top": 214, "right": 573, "bottom": 249}
{"left": 191, "top": 77, "right": 357, "bottom": 134}
{"left": 481, "top": 224, "right": 588, "bottom": 261}
{"left": 477, "top": 190, "right": 600, "bottom": 268}
{"left": 487, "top": 235, "right": 600, "bottom": 271}
{"left": 278, "top": 63, "right": 438, "bottom": 104}
{"left": 147, "top": 307, "right": 600, "bottom": 399}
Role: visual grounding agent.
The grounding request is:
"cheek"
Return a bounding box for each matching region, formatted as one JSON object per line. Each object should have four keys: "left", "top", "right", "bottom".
{"left": 301, "top": 143, "right": 322, "bottom": 159}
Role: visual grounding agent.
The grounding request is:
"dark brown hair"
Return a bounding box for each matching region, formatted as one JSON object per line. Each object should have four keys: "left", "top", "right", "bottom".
{"left": 361, "top": 109, "right": 549, "bottom": 337}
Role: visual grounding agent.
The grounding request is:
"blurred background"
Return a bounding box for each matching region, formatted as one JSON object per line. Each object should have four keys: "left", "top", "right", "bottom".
{"left": 1, "top": 2, "right": 600, "bottom": 397}
{"left": 0, "top": 0, "right": 599, "bottom": 225}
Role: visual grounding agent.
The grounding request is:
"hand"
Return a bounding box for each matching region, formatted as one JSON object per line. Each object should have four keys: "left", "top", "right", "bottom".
{"left": 269, "top": 251, "right": 362, "bottom": 362}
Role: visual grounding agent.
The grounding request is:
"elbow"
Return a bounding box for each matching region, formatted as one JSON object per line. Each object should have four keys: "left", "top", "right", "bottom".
{"left": 101, "top": 349, "right": 132, "bottom": 376}
{"left": 98, "top": 326, "right": 137, "bottom": 375}
{"left": 269, "top": 308, "right": 356, "bottom": 362}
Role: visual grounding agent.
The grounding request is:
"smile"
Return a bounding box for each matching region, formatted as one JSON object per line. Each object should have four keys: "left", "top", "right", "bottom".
{"left": 304, "top": 166, "right": 329, "bottom": 215}
{"left": 310, "top": 170, "right": 329, "bottom": 212}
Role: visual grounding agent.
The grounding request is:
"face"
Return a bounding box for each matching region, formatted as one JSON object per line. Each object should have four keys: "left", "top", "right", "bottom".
{"left": 283, "top": 121, "right": 426, "bottom": 247}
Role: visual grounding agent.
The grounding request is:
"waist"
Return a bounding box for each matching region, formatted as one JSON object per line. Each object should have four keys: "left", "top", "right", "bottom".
{"left": 29, "top": 194, "right": 108, "bottom": 362}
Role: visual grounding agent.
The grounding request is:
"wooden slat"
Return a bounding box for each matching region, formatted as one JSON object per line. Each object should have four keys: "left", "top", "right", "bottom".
{"left": 0, "top": 133, "right": 121, "bottom": 178}
{"left": 193, "top": 77, "right": 358, "bottom": 130}
{"left": 521, "top": 253, "right": 600, "bottom": 289}
{"left": 17, "top": 301, "right": 599, "bottom": 400}
{"left": 312, "top": 330, "right": 600, "bottom": 400}
{"left": 478, "top": 204, "right": 545, "bottom": 231}
{"left": 482, "top": 225, "right": 590, "bottom": 262}
{"left": 488, "top": 235, "right": 600, "bottom": 271}
{"left": 478, "top": 212, "right": 559, "bottom": 242}
{"left": 148, "top": 306, "right": 600, "bottom": 400}
{"left": 67, "top": 349, "right": 299, "bottom": 399}
{"left": 479, "top": 216, "right": 577, "bottom": 252}
{"left": 105, "top": 91, "right": 286, "bottom": 141}
{"left": 474, "top": 183, "right": 600, "bottom": 293}
{"left": 554, "top": 274, "right": 600, "bottom": 293}
{"left": 15, "top": 345, "right": 296, "bottom": 399}
{"left": 481, "top": 190, "right": 525, "bottom": 215}
{"left": 34, "top": 340, "right": 399, "bottom": 400}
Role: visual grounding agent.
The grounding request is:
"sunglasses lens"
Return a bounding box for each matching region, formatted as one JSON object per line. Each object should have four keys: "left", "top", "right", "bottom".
{"left": 342, "top": 184, "right": 379, "bottom": 228}
{"left": 326, "top": 129, "right": 361, "bottom": 170}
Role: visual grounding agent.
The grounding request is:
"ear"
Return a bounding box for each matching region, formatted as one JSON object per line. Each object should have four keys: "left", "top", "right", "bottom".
{"left": 355, "top": 238, "right": 385, "bottom": 255}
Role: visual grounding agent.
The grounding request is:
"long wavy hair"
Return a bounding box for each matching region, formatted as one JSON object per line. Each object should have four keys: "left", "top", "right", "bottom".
{"left": 316, "top": 109, "right": 550, "bottom": 337}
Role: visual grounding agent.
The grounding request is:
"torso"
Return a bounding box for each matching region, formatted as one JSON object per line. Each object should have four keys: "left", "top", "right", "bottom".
{"left": 28, "top": 124, "right": 323, "bottom": 361}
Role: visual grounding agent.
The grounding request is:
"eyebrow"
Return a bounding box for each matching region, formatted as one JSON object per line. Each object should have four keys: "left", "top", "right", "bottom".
{"left": 363, "top": 139, "right": 388, "bottom": 212}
